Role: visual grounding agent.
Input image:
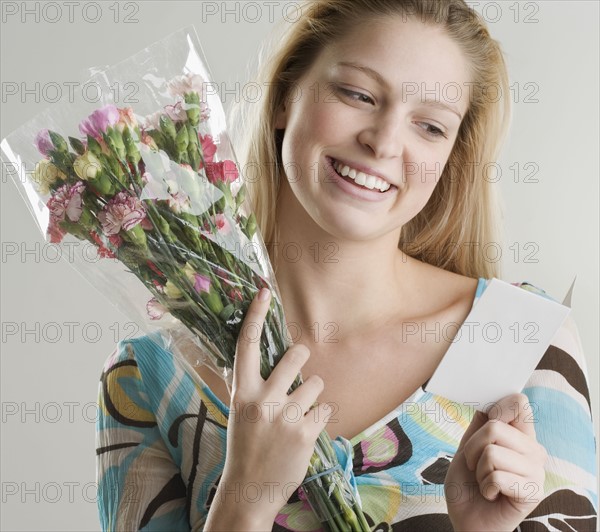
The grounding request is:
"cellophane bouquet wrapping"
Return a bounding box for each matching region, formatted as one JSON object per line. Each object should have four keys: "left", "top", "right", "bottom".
{"left": 1, "top": 26, "right": 371, "bottom": 531}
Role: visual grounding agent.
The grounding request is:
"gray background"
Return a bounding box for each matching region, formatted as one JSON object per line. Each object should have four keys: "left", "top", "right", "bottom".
{"left": 1, "top": 1, "right": 598, "bottom": 529}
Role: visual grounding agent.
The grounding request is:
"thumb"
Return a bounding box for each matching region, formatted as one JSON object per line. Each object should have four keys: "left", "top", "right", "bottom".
{"left": 456, "top": 409, "right": 488, "bottom": 452}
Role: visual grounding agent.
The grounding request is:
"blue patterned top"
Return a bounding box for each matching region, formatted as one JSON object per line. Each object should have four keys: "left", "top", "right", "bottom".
{"left": 96, "top": 279, "right": 598, "bottom": 530}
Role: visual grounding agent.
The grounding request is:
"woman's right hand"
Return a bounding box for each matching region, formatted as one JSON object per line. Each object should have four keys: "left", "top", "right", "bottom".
{"left": 219, "top": 287, "right": 331, "bottom": 523}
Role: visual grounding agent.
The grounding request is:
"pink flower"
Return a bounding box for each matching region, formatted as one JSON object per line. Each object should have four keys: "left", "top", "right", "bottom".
{"left": 192, "top": 273, "right": 211, "bottom": 294}
{"left": 152, "top": 280, "right": 165, "bottom": 294}
{"left": 79, "top": 104, "right": 120, "bottom": 139}
{"left": 205, "top": 160, "right": 239, "bottom": 185}
{"left": 143, "top": 110, "right": 163, "bottom": 130}
{"left": 34, "top": 129, "right": 54, "bottom": 156}
{"left": 141, "top": 132, "right": 158, "bottom": 150}
{"left": 47, "top": 219, "right": 67, "bottom": 244}
{"left": 164, "top": 101, "right": 188, "bottom": 123}
{"left": 47, "top": 181, "right": 86, "bottom": 223}
{"left": 90, "top": 230, "right": 122, "bottom": 259}
{"left": 167, "top": 73, "right": 205, "bottom": 99}
{"left": 166, "top": 74, "right": 210, "bottom": 121}
{"left": 116, "top": 107, "right": 137, "bottom": 132}
{"left": 199, "top": 134, "right": 217, "bottom": 167}
{"left": 143, "top": 103, "right": 187, "bottom": 129}
{"left": 167, "top": 190, "right": 191, "bottom": 214}
{"left": 146, "top": 297, "right": 167, "bottom": 320}
{"left": 45, "top": 181, "right": 86, "bottom": 244}
{"left": 202, "top": 213, "right": 231, "bottom": 235}
{"left": 140, "top": 170, "right": 168, "bottom": 201}
{"left": 141, "top": 217, "right": 153, "bottom": 230}
{"left": 98, "top": 191, "right": 147, "bottom": 236}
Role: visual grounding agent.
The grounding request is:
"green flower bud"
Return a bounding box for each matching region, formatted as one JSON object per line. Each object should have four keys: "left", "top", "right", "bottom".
{"left": 122, "top": 126, "right": 141, "bottom": 165}
{"left": 245, "top": 212, "right": 257, "bottom": 239}
{"left": 105, "top": 129, "right": 126, "bottom": 161}
{"left": 159, "top": 115, "right": 177, "bottom": 142}
{"left": 235, "top": 184, "right": 246, "bottom": 211}
{"left": 201, "top": 289, "right": 224, "bottom": 315}
{"left": 89, "top": 173, "right": 114, "bottom": 195}
{"left": 184, "top": 92, "right": 200, "bottom": 126}
{"left": 175, "top": 124, "right": 189, "bottom": 154}
{"left": 219, "top": 303, "right": 236, "bottom": 322}
{"left": 188, "top": 150, "right": 201, "bottom": 172}
{"left": 48, "top": 130, "right": 69, "bottom": 153}
{"left": 78, "top": 207, "right": 95, "bottom": 230}
{"left": 86, "top": 136, "right": 104, "bottom": 157}
{"left": 125, "top": 223, "right": 148, "bottom": 250}
{"left": 187, "top": 123, "right": 199, "bottom": 148}
{"left": 146, "top": 129, "right": 167, "bottom": 150}
{"left": 147, "top": 210, "right": 172, "bottom": 242}
{"left": 69, "top": 137, "right": 86, "bottom": 156}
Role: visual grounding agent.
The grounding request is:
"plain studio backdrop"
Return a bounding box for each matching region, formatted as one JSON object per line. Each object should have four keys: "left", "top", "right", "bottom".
{"left": 1, "top": 1, "right": 598, "bottom": 529}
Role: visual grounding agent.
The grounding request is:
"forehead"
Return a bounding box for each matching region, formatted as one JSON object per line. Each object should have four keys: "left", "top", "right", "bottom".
{"left": 309, "top": 17, "right": 472, "bottom": 110}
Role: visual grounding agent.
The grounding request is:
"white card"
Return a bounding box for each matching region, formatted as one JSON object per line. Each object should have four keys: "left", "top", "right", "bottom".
{"left": 424, "top": 278, "right": 572, "bottom": 411}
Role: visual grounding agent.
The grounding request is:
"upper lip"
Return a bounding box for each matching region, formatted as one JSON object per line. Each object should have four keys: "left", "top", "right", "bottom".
{"left": 328, "top": 156, "right": 397, "bottom": 188}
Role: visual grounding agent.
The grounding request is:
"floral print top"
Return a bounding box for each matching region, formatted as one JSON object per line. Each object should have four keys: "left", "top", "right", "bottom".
{"left": 96, "top": 278, "right": 598, "bottom": 530}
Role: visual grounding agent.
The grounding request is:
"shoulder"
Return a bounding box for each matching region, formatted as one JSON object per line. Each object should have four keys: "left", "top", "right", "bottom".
{"left": 101, "top": 331, "right": 176, "bottom": 376}
{"left": 407, "top": 258, "right": 481, "bottom": 312}
{"left": 509, "top": 279, "right": 561, "bottom": 303}
{"left": 99, "top": 332, "right": 185, "bottom": 412}
{"left": 506, "top": 281, "right": 595, "bottom": 416}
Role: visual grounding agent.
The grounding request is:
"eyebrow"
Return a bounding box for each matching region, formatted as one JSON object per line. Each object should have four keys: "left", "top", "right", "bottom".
{"left": 334, "top": 61, "right": 464, "bottom": 120}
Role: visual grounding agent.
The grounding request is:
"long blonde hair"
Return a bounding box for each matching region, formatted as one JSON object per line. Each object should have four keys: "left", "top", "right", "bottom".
{"left": 229, "top": 0, "right": 511, "bottom": 279}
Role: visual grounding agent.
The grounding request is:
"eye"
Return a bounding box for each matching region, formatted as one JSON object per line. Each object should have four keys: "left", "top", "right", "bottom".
{"left": 418, "top": 122, "right": 448, "bottom": 139}
{"left": 335, "top": 86, "right": 375, "bottom": 105}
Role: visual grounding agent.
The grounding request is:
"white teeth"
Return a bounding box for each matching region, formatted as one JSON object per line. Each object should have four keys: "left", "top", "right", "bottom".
{"left": 364, "top": 174, "right": 376, "bottom": 189}
{"left": 332, "top": 159, "right": 391, "bottom": 192}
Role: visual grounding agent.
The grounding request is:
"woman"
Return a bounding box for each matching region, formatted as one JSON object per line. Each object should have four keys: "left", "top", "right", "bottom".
{"left": 96, "top": 1, "right": 598, "bottom": 530}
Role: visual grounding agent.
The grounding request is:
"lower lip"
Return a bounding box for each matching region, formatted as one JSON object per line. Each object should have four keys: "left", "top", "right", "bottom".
{"left": 324, "top": 157, "right": 397, "bottom": 202}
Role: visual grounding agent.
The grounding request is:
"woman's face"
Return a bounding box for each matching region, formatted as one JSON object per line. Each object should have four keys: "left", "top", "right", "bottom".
{"left": 275, "top": 17, "right": 472, "bottom": 242}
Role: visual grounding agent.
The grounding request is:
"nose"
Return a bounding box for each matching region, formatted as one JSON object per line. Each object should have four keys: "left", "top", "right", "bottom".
{"left": 357, "top": 112, "right": 404, "bottom": 160}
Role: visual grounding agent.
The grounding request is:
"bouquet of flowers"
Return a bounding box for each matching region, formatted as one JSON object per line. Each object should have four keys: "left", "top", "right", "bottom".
{"left": 1, "top": 26, "right": 371, "bottom": 531}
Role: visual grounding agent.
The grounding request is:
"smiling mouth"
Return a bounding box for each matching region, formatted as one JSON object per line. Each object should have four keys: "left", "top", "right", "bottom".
{"left": 329, "top": 157, "right": 396, "bottom": 194}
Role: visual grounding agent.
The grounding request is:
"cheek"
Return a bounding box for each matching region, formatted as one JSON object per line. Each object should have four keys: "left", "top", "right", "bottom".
{"left": 285, "top": 96, "right": 344, "bottom": 151}
{"left": 402, "top": 157, "right": 445, "bottom": 210}
{"left": 405, "top": 148, "right": 449, "bottom": 188}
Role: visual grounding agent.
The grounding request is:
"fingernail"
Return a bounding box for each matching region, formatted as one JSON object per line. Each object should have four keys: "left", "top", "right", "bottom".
{"left": 258, "top": 288, "right": 270, "bottom": 301}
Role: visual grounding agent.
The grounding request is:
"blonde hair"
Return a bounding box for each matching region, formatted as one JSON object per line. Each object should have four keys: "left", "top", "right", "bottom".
{"left": 229, "top": 0, "right": 511, "bottom": 279}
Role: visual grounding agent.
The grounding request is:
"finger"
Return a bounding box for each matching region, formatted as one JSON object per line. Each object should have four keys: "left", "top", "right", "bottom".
{"left": 303, "top": 402, "right": 333, "bottom": 440}
{"left": 479, "top": 470, "right": 544, "bottom": 505}
{"left": 233, "top": 288, "right": 271, "bottom": 392}
{"left": 463, "top": 420, "right": 547, "bottom": 471}
{"left": 475, "top": 443, "right": 542, "bottom": 487}
{"left": 287, "top": 374, "right": 325, "bottom": 414}
{"left": 265, "top": 344, "right": 311, "bottom": 396}
{"left": 486, "top": 393, "right": 537, "bottom": 439}
{"left": 456, "top": 410, "right": 488, "bottom": 453}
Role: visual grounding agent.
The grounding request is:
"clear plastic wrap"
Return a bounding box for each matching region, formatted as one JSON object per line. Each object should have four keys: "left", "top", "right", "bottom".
{"left": 0, "top": 26, "right": 370, "bottom": 531}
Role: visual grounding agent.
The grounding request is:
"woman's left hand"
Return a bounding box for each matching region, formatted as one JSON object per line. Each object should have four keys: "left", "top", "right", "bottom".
{"left": 445, "top": 393, "right": 548, "bottom": 531}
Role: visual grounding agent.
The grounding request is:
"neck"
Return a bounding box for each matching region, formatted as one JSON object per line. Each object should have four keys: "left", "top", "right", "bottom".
{"left": 271, "top": 179, "right": 416, "bottom": 343}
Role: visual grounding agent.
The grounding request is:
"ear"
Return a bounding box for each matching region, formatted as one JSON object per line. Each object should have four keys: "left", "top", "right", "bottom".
{"left": 274, "top": 100, "right": 288, "bottom": 130}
